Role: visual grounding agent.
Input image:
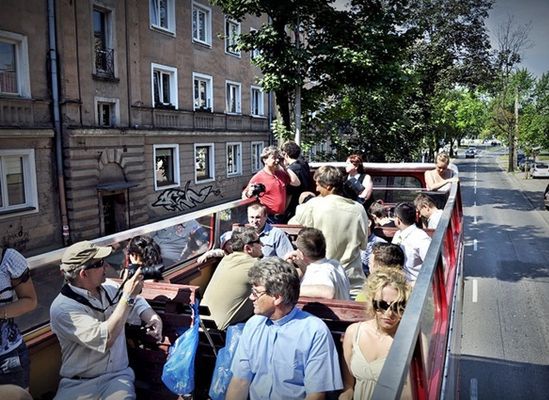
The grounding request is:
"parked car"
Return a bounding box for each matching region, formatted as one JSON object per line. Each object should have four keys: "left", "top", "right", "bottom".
{"left": 530, "top": 163, "right": 549, "bottom": 178}
{"left": 545, "top": 184, "right": 549, "bottom": 210}
{"left": 465, "top": 147, "right": 476, "bottom": 159}
{"left": 518, "top": 158, "right": 536, "bottom": 171}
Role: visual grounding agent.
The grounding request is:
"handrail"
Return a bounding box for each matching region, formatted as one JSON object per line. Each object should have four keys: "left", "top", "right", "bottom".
{"left": 372, "top": 175, "right": 462, "bottom": 399}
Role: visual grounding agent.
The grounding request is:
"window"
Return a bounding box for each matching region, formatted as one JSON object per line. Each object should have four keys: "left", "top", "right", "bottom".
{"left": 226, "top": 143, "right": 242, "bottom": 176}
{"left": 149, "top": 0, "right": 175, "bottom": 34}
{"left": 0, "top": 149, "right": 38, "bottom": 214}
{"left": 154, "top": 145, "right": 180, "bottom": 190}
{"left": 195, "top": 144, "right": 215, "bottom": 183}
{"left": 152, "top": 63, "right": 178, "bottom": 109}
{"left": 226, "top": 81, "right": 241, "bottom": 114}
{"left": 251, "top": 86, "right": 264, "bottom": 117}
{"left": 193, "top": 73, "right": 213, "bottom": 111}
{"left": 249, "top": 28, "right": 260, "bottom": 60}
{"left": 93, "top": 8, "right": 114, "bottom": 77}
{"left": 192, "top": 3, "right": 211, "bottom": 45}
{"left": 251, "top": 142, "right": 264, "bottom": 172}
{"left": 225, "top": 18, "right": 241, "bottom": 56}
{"left": 94, "top": 97, "right": 119, "bottom": 127}
{"left": 0, "top": 30, "right": 30, "bottom": 97}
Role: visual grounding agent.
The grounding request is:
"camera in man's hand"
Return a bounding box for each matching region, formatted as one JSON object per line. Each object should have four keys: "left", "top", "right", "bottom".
{"left": 250, "top": 183, "right": 266, "bottom": 197}
{"left": 127, "top": 263, "right": 164, "bottom": 280}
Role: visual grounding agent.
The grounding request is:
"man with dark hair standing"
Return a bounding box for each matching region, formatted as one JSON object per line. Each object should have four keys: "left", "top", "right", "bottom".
{"left": 392, "top": 202, "right": 431, "bottom": 283}
{"left": 289, "top": 166, "right": 368, "bottom": 297}
{"left": 50, "top": 241, "right": 163, "bottom": 400}
{"left": 226, "top": 257, "right": 343, "bottom": 400}
{"left": 281, "top": 141, "right": 312, "bottom": 221}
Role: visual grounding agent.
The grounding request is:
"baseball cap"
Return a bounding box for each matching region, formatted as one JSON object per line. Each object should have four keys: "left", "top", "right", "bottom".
{"left": 60, "top": 241, "right": 112, "bottom": 272}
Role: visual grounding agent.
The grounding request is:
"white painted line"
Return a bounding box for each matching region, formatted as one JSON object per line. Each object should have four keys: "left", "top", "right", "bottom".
{"left": 474, "top": 201, "right": 476, "bottom": 207}
{"left": 474, "top": 186, "right": 477, "bottom": 194}
{"left": 474, "top": 216, "right": 477, "bottom": 225}
{"left": 473, "top": 239, "right": 478, "bottom": 251}
{"left": 470, "top": 378, "right": 478, "bottom": 400}
{"left": 472, "top": 280, "right": 478, "bottom": 303}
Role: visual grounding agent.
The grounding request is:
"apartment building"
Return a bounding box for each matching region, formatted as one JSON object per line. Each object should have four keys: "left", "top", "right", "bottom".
{"left": 0, "top": 0, "right": 271, "bottom": 254}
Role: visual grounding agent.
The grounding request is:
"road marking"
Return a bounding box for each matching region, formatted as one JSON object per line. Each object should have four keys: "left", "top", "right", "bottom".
{"left": 473, "top": 239, "right": 478, "bottom": 251}
{"left": 474, "top": 201, "right": 476, "bottom": 207}
{"left": 470, "top": 378, "right": 478, "bottom": 400}
{"left": 473, "top": 216, "right": 477, "bottom": 225}
{"left": 472, "top": 279, "right": 478, "bottom": 303}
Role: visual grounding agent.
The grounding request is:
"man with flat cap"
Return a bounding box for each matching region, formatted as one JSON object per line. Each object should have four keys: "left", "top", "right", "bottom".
{"left": 50, "top": 241, "right": 163, "bottom": 400}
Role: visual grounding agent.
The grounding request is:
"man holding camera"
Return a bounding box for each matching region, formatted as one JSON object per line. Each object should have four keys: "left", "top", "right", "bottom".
{"left": 50, "top": 241, "right": 163, "bottom": 400}
{"left": 242, "top": 146, "right": 300, "bottom": 224}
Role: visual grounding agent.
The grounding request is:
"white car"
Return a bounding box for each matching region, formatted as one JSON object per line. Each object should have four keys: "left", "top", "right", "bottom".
{"left": 530, "top": 163, "right": 549, "bottom": 178}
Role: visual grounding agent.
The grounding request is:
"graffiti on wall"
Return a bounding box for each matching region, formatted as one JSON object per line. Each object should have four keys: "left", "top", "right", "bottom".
{"left": 152, "top": 180, "right": 221, "bottom": 212}
{"left": 2, "top": 225, "right": 30, "bottom": 253}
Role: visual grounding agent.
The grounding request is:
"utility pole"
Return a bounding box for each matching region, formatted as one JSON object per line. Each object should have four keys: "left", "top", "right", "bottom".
{"left": 294, "top": 17, "right": 301, "bottom": 145}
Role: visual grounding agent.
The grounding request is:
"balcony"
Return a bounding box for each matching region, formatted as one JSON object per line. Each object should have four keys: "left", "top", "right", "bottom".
{"left": 0, "top": 97, "right": 51, "bottom": 128}
{"left": 94, "top": 48, "right": 115, "bottom": 79}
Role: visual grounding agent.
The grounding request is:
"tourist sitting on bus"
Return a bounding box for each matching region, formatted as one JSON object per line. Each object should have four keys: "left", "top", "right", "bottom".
{"left": 0, "top": 247, "right": 37, "bottom": 393}
{"left": 285, "top": 227, "right": 350, "bottom": 300}
{"left": 340, "top": 267, "right": 411, "bottom": 400}
{"left": 424, "top": 152, "right": 458, "bottom": 191}
{"left": 289, "top": 165, "right": 368, "bottom": 297}
{"left": 198, "top": 203, "right": 294, "bottom": 264}
{"left": 242, "top": 145, "right": 300, "bottom": 224}
{"left": 201, "top": 228, "right": 264, "bottom": 330}
{"left": 368, "top": 201, "right": 395, "bottom": 228}
{"left": 368, "top": 243, "right": 405, "bottom": 274}
{"left": 123, "top": 235, "right": 163, "bottom": 277}
{"left": 152, "top": 220, "right": 209, "bottom": 266}
{"left": 226, "top": 257, "right": 343, "bottom": 399}
{"left": 414, "top": 193, "right": 443, "bottom": 229}
{"left": 343, "top": 154, "right": 373, "bottom": 206}
{"left": 281, "top": 141, "right": 312, "bottom": 222}
{"left": 391, "top": 202, "right": 432, "bottom": 283}
{"left": 360, "top": 213, "right": 387, "bottom": 276}
{"left": 50, "top": 241, "right": 163, "bottom": 400}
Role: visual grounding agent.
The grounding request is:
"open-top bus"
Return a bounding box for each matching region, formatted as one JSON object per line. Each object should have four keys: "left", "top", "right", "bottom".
{"left": 20, "top": 161, "right": 463, "bottom": 399}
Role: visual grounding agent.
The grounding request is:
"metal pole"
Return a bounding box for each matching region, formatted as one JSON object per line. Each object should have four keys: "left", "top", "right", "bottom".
{"left": 294, "top": 18, "right": 301, "bottom": 145}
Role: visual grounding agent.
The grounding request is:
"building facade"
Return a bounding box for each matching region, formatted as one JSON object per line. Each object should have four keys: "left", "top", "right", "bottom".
{"left": 1, "top": 0, "right": 271, "bottom": 255}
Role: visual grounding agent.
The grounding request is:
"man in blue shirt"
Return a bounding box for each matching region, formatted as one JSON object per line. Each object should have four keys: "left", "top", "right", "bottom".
{"left": 227, "top": 257, "right": 343, "bottom": 400}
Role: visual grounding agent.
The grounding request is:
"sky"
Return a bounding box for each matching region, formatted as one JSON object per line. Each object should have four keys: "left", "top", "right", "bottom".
{"left": 486, "top": 0, "right": 549, "bottom": 77}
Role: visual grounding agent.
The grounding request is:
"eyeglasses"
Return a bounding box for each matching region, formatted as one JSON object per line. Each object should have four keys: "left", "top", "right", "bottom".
{"left": 372, "top": 299, "right": 406, "bottom": 315}
{"left": 84, "top": 259, "right": 105, "bottom": 270}
{"left": 250, "top": 287, "right": 268, "bottom": 300}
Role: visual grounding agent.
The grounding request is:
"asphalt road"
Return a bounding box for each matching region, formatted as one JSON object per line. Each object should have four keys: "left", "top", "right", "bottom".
{"left": 455, "top": 149, "right": 549, "bottom": 399}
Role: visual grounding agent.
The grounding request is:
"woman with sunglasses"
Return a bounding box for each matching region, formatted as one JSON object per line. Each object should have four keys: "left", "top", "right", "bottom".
{"left": 339, "top": 267, "right": 411, "bottom": 400}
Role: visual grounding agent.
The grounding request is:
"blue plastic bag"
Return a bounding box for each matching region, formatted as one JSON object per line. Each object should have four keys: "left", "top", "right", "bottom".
{"left": 161, "top": 301, "right": 200, "bottom": 395}
{"left": 208, "top": 323, "right": 245, "bottom": 400}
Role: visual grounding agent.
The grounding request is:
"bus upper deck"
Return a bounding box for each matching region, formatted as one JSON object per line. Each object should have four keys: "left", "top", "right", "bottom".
{"left": 21, "top": 161, "right": 463, "bottom": 400}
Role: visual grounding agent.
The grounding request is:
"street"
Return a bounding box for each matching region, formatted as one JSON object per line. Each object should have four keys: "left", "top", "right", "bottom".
{"left": 456, "top": 150, "right": 549, "bottom": 399}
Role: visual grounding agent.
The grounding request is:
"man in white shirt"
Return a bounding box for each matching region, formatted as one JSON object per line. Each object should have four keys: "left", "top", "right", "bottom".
{"left": 414, "top": 193, "right": 443, "bottom": 229}
{"left": 392, "top": 202, "right": 432, "bottom": 282}
{"left": 285, "top": 227, "right": 350, "bottom": 300}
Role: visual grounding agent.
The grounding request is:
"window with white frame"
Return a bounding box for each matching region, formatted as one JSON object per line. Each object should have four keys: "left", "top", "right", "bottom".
{"left": 95, "top": 97, "right": 119, "bottom": 127}
{"left": 193, "top": 73, "right": 213, "bottom": 111}
{"left": 251, "top": 141, "right": 264, "bottom": 172}
{"left": 0, "top": 149, "right": 38, "bottom": 214}
{"left": 194, "top": 144, "right": 215, "bottom": 182}
{"left": 225, "top": 18, "right": 240, "bottom": 56}
{"left": 249, "top": 28, "right": 260, "bottom": 60}
{"left": 226, "top": 142, "right": 242, "bottom": 176}
{"left": 251, "top": 86, "right": 264, "bottom": 117}
{"left": 226, "top": 81, "right": 241, "bottom": 114}
{"left": 149, "top": 0, "right": 175, "bottom": 34}
{"left": 153, "top": 145, "right": 180, "bottom": 190}
{"left": 192, "top": 2, "right": 211, "bottom": 45}
{"left": 152, "top": 63, "right": 178, "bottom": 109}
{"left": 92, "top": 7, "right": 115, "bottom": 77}
{"left": 0, "top": 30, "right": 30, "bottom": 97}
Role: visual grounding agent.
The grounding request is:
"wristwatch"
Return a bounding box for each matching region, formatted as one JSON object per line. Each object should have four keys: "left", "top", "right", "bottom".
{"left": 121, "top": 294, "right": 135, "bottom": 307}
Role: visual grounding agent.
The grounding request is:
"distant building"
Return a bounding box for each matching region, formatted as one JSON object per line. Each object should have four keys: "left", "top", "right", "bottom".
{"left": 0, "top": 0, "right": 271, "bottom": 255}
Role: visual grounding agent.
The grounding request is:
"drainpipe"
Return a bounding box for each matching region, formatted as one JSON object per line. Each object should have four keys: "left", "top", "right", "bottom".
{"left": 48, "top": 0, "right": 71, "bottom": 246}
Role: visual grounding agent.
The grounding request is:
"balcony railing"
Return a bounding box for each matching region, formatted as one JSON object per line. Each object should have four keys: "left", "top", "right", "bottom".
{"left": 94, "top": 48, "right": 115, "bottom": 78}
{"left": 0, "top": 97, "right": 51, "bottom": 127}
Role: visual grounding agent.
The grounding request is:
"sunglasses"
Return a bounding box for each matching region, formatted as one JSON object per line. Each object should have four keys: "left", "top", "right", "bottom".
{"left": 372, "top": 299, "right": 406, "bottom": 315}
{"left": 84, "top": 259, "right": 105, "bottom": 270}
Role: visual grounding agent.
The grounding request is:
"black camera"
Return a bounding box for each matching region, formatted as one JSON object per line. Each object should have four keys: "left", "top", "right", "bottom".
{"left": 127, "top": 263, "right": 164, "bottom": 280}
{"left": 250, "top": 183, "right": 266, "bottom": 197}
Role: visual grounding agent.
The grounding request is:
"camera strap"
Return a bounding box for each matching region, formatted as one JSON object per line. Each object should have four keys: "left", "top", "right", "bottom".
{"left": 60, "top": 284, "right": 121, "bottom": 313}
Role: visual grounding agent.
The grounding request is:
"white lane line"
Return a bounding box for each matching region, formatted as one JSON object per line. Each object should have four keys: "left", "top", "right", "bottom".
{"left": 473, "top": 239, "right": 478, "bottom": 251}
{"left": 474, "top": 216, "right": 477, "bottom": 225}
{"left": 470, "top": 378, "right": 478, "bottom": 400}
{"left": 474, "top": 201, "right": 476, "bottom": 207}
{"left": 472, "top": 279, "right": 478, "bottom": 303}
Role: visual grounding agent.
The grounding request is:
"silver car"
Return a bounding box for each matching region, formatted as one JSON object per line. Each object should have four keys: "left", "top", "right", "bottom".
{"left": 531, "top": 163, "right": 549, "bottom": 179}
